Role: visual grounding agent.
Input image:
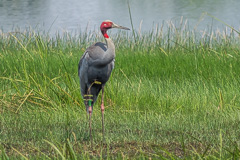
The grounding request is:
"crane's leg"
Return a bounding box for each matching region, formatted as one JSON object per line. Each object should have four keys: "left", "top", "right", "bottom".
{"left": 101, "top": 86, "right": 105, "bottom": 140}
{"left": 88, "top": 99, "right": 93, "bottom": 143}
{"left": 84, "top": 93, "right": 93, "bottom": 142}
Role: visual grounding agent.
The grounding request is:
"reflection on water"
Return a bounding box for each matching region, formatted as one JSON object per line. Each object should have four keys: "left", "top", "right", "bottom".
{"left": 0, "top": 0, "right": 239, "bottom": 34}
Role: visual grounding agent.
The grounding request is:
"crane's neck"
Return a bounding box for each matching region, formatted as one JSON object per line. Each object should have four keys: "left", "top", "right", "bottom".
{"left": 105, "top": 37, "right": 115, "bottom": 56}
{"left": 101, "top": 29, "right": 115, "bottom": 63}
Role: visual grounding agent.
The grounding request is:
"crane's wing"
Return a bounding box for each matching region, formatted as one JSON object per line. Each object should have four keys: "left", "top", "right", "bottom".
{"left": 78, "top": 42, "right": 114, "bottom": 102}
{"left": 108, "top": 59, "right": 115, "bottom": 77}
{"left": 78, "top": 42, "right": 105, "bottom": 80}
{"left": 78, "top": 51, "right": 89, "bottom": 97}
{"left": 78, "top": 51, "right": 86, "bottom": 76}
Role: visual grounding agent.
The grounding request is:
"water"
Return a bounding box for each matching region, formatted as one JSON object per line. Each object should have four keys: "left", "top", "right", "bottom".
{"left": 0, "top": 0, "right": 239, "bottom": 34}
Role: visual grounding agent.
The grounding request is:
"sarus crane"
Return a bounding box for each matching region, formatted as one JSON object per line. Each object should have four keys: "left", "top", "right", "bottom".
{"left": 78, "top": 20, "right": 130, "bottom": 140}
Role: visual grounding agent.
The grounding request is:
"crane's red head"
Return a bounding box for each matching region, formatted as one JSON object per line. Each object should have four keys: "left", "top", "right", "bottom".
{"left": 100, "top": 20, "right": 130, "bottom": 38}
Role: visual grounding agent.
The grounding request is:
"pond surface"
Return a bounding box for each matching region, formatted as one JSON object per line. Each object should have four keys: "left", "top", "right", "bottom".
{"left": 0, "top": 0, "right": 239, "bottom": 34}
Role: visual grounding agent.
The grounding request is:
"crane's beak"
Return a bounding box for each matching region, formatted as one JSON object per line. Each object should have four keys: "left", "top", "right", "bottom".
{"left": 112, "top": 23, "right": 130, "bottom": 30}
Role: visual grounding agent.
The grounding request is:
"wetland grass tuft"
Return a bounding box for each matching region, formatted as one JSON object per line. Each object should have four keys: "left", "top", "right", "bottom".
{"left": 0, "top": 21, "right": 240, "bottom": 159}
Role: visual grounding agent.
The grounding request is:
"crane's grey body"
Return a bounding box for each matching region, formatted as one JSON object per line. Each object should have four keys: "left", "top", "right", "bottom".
{"left": 78, "top": 20, "right": 129, "bottom": 141}
{"left": 78, "top": 38, "right": 115, "bottom": 111}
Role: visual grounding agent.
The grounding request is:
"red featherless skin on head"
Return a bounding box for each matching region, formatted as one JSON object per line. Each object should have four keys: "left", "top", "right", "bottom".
{"left": 100, "top": 21, "right": 113, "bottom": 38}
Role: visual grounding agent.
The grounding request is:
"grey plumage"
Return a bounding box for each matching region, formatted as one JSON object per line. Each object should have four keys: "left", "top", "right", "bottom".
{"left": 78, "top": 41, "right": 115, "bottom": 111}
{"left": 78, "top": 20, "right": 129, "bottom": 140}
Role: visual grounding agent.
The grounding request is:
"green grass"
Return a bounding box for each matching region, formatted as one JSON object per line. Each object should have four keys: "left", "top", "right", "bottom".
{"left": 1, "top": 21, "right": 240, "bottom": 159}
